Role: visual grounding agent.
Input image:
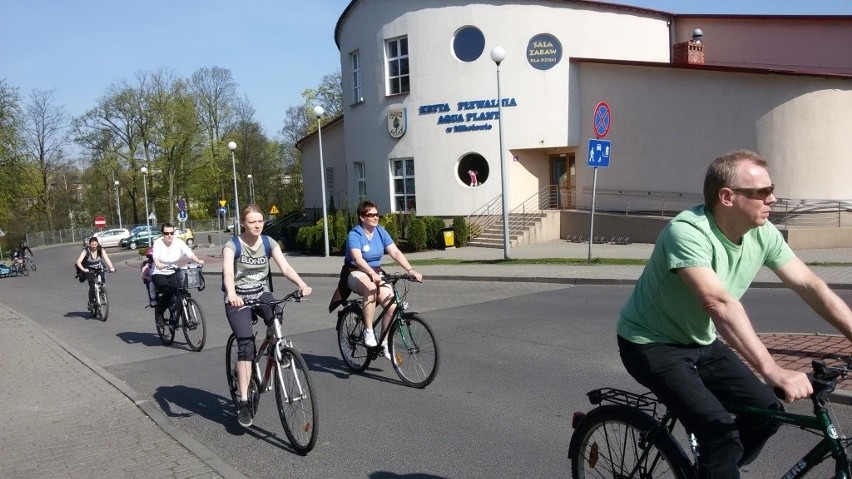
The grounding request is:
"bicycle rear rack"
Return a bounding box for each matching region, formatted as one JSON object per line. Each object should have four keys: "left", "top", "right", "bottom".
{"left": 587, "top": 388, "right": 660, "bottom": 416}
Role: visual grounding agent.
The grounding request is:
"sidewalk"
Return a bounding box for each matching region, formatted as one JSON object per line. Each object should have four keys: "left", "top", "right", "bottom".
{"left": 2, "top": 239, "right": 851, "bottom": 477}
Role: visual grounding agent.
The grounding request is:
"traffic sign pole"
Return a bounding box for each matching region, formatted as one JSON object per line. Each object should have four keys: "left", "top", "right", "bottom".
{"left": 588, "top": 168, "right": 598, "bottom": 262}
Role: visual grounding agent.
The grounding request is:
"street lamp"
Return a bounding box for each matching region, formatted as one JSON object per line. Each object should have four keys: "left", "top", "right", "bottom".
{"left": 490, "top": 46, "right": 511, "bottom": 259}
{"left": 228, "top": 141, "right": 240, "bottom": 235}
{"left": 114, "top": 180, "right": 123, "bottom": 229}
{"left": 313, "top": 105, "right": 330, "bottom": 258}
{"left": 247, "top": 174, "right": 254, "bottom": 205}
{"left": 141, "top": 166, "right": 151, "bottom": 246}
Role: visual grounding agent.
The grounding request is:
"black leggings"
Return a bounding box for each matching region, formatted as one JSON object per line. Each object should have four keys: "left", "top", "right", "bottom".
{"left": 85, "top": 271, "right": 105, "bottom": 303}
{"left": 226, "top": 292, "right": 275, "bottom": 362}
{"left": 152, "top": 273, "right": 179, "bottom": 315}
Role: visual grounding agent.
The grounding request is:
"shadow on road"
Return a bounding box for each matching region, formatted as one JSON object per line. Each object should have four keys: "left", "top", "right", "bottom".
{"left": 153, "top": 384, "right": 303, "bottom": 454}
{"left": 301, "top": 351, "right": 408, "bottom": 387}
{"left": 370, "top": 472, "right": 449, "bottom": 479}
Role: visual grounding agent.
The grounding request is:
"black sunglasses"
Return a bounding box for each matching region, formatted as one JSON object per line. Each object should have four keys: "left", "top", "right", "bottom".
{"left": 162, "top": 231, "right": 175, "bottom": 236}
{"left": 730, "top": 184, "right": 775, "bottom": 200}
{"left": 364, "top": 212, "right": 380, "bottom": 218}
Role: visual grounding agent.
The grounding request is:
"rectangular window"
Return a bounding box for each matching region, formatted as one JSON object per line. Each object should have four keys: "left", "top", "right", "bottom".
{"left": 325, "top": 166, "right": 334, "bottom": 191}
{"left": 354, "top": 161, "right": 367, "bottom": 202}
{"left": 350, "top": 50, "right": 362, "bottom": 103}
{"left": 391, "top": 158, "right": 415, "bottom": 212}
{"left": 385, "top": 36, "right": 409, "bottom": 95}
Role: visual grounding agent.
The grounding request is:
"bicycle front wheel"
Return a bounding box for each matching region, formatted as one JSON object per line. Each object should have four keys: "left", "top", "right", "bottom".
{"left": 275, "top": 346, "right": 319, "bottom": 454}
{"left": 336, "top": 307, "right": 370, "bottom": 372}
{"left": 20, "top": 264, "right": 29, "bottom": 276}
{"left": 225, "top": 334, "right": 239, "bottom": 407}
{"left": 389, "top": 315, "right": 439, "bottom": 388}
{"left": 181, "top": 298, "right": 206, "bottom": 351}
{"left": 157, "top": 308, "right": 176, "bottom": 345}
{"left": 569, "top": 405, "right": 693, "bottom": 479}
{"left": 27, "top": 258, "right": 36, "bottom": 271}
{"left": 97, "top": 287, "right": 109, "bottom": 322}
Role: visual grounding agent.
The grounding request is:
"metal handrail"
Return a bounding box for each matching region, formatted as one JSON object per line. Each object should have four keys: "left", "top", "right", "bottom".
{"left": 467, "top": 185, "right": 559, "bottom": 241}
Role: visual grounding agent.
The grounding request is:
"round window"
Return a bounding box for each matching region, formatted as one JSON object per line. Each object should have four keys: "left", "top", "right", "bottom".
{"left": 457, "top": 153, "right": 490, "bottom": 187}
{"left": 453, "top": 26, "right": 485, "bottom": 63}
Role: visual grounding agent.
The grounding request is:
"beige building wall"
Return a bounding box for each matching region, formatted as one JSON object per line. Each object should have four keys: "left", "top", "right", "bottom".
{"left": 573, "top": 61, "right": 852, "bottom": 211}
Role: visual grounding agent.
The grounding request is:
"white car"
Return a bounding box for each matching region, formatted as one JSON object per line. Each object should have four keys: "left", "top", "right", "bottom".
{"left": 95, "top": 228, "right": 132, "bottom": 247}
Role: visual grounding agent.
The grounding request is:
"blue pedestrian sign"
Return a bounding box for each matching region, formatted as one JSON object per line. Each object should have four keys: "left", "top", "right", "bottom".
{"left": 587, "top": 139, "right": 612, "bottom": 167}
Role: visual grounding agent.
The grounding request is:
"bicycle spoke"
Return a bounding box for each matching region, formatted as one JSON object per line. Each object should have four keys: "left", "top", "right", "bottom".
{"left": 390, "top": 316, "right": 439, "bottom": 388}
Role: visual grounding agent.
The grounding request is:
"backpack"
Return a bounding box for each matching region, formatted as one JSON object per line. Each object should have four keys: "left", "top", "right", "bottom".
{"left": 226, "top": 234, "right": 274, "bottom": 293}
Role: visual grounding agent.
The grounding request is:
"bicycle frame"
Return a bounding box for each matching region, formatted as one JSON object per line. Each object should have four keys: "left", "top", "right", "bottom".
{"left": 724, "top": 399, "right": 850, "bottom": 478}
{"left": 359, "top": 275, "right": 417, "bottom": 352}
{"left": 254, "top": 317, "right": 309, "bottom": 403}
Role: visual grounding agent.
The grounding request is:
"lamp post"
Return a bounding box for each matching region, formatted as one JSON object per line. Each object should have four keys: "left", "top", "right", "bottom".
{"left": 141, "top": 166, "right": 151, "bottom": 246}
{"left": 114, "top": 180, "right": 123, "bottom": 229}
{"left": 247, "top": 174, "right": 254, "bottom": 205}
{"left": 490, "top": 46, "right": 511, "bottom": 260}
{"left": 228, "top": 141, "right": 240, "bottom": 235}
{"left": 313, "top": 105, "right": 330, "bottom": 258}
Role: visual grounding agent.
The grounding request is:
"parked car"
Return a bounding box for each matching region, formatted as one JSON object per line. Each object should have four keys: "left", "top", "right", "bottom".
{"left": 96, "top": 228, "right": 131, "bottom": 247}
{"left": 120, "top": 228, "right": 162, "bottom": 249}
{"left": 176, "top": 228, "right": 195, "bottom": 246}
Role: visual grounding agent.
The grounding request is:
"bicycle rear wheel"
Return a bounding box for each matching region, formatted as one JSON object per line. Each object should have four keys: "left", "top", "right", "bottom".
{"left": 97, "top": 287, "right": 109, "bottom": 322}
{"left": 275, "top": 346, "right": 319, "bottom": 454}
{"left": 568, "top": 405, "right": 693, "bottom": 479}
{"left": 336, "top": 306, "right": 370, "bottom": 372}
{"left": 225, "top": 334, "right": 239, "bottom": 407}
{"left": 181, "top": 298, "right": 206, "bottom": 351}
{"left": 157, "top": 308, "right": 176, "bottom": 345}
{"left": 389, "top": 315, "right": 439, "bottom": 388}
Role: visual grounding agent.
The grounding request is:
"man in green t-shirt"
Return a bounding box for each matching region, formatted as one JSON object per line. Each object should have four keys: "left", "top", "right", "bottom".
{"left": 617, "top": 150, "right": 852, "bottom": 478}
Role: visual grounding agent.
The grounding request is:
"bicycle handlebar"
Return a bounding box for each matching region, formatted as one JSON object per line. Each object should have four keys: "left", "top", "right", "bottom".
{"left": 772, "top": 356, "right": 852, "bottom": 403}
{"left": 380, "top": 271, "right": 422, "bottom": 284}
{"left": 243, "top": 290, "right": 305, "bottom": 307}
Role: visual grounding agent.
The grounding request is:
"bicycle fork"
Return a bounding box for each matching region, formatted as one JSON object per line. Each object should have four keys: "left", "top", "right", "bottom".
{"left": 256, "top": 321, "right": 308, "bottom": 403}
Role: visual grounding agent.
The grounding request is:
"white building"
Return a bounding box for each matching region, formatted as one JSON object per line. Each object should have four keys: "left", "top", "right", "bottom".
{"left": 299, "top": 0, "right": 852, "bottom": 248}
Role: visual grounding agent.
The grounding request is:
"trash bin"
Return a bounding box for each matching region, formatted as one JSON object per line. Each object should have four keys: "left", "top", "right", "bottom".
{"left": 441, "top": 228, "right": 455, "bottom": 249}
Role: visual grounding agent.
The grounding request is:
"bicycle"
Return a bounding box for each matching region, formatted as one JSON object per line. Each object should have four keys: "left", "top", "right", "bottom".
{"left": 335, "top": 272, "right": 439, "bottom": 388}
{"left": 23, "top": 255, "right": 36, "bottom": 272}
{"left": 156, "top": 264, "right": 207, "bottom": 352}
{"left": 225, "top": 291, "right": 319, "bottom": 454}
{"left": 86, "top": 264, "right": 111, "bottom": 321}
{"left": 10, "top": 257, "right": 28, "bottom": 277}
{"left": 567, "top": 357, "right": 852, "bottom": 478}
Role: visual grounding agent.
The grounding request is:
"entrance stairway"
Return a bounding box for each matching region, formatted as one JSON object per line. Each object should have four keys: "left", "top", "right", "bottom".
{"left": 467, "top": 186, "right": 561, "bottom": 248}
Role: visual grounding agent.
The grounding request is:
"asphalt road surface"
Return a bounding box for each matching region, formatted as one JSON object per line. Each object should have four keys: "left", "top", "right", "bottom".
{"left": 3, "top": 244, "right": 852, "bottom": 478}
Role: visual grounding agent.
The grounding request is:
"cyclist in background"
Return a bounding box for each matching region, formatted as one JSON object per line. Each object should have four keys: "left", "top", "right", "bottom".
{"left": 223, "top": 204, "right": 312, "bottom": 427}
{"left": 617, "top": 150, "right": 852, "bottom": 478}
{"left": 152, "top": 223, "right": 204, "bottom": 327}
{"left": 75, "top": 236, "right": 116, "bottom": 311}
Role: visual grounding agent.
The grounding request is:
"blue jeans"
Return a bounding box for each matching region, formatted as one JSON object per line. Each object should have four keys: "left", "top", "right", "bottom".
{"left": 617, "top": 336, "right": 783, "bottom": 479}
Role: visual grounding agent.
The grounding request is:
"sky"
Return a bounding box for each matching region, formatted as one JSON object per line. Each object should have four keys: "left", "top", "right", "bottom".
{"left": 2, "top": 0, "right": 851, "bottom": 141}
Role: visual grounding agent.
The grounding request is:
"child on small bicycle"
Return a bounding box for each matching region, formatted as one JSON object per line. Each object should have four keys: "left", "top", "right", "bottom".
{"left": 222, "top": 204, "right": 312, "bottom": 428}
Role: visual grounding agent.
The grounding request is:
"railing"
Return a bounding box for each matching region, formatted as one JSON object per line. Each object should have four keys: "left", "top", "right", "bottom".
{"left": 577, "top": 188, "right": 852, "bottom": 229}
{"left": 770, "top": 199, "right": 852, "bottom": 229}
{"left": 467, "top": 185, "right": 559, "bottom": 241}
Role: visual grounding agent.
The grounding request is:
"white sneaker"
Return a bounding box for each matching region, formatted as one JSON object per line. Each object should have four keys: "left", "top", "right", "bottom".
{"left": 363, "top": 329, "right": 378, "bottom": 347}
{"left": 380, "top": 344, "right": 391, "bottom": 360}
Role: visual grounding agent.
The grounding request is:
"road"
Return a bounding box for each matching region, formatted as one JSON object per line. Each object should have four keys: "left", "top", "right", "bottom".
{"left": 2, "top": 243, "right": 851, "bottom": 478}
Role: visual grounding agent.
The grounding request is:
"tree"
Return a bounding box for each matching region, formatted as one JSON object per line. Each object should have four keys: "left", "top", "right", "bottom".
{"left": 0, "top": 80, "right": 23, "bottom": 227}
{"left": 190, "top": 66, "right": 238, "bottom": 203}
{"left": 21, "top": 89, "right": 69, "bottom": 231}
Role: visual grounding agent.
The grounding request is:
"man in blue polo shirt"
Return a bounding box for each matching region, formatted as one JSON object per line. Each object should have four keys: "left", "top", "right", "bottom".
{"left": 617, "top": 150, "right": 852, "bottom": 478}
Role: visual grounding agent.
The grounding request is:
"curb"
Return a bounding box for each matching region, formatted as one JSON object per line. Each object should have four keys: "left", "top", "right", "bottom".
{"left": 3, "top": 304, "right": 248, "bottom": 479}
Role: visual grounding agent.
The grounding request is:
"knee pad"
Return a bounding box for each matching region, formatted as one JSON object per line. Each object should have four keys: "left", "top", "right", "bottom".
{"left": 237, "top": 336, "right": 256, "bottom": 361}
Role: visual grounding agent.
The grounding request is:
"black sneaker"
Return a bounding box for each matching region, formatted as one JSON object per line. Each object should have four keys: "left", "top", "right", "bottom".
{"left": 237, "top": 400, "right": 253, "bottom": 427}
{"left": 155, "top": 312, "right": 165, "bottom": 327}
